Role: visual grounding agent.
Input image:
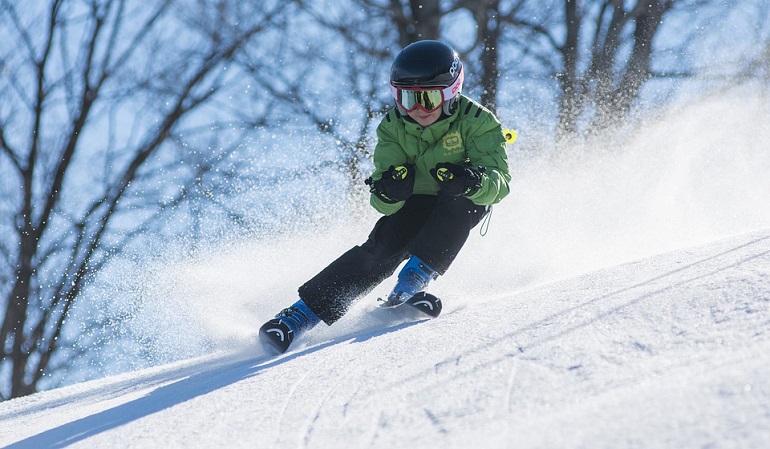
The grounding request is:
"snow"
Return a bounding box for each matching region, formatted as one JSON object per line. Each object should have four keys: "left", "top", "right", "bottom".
{"left": 2, "top": 91, "right": 770, "bottom": 448}
{"left": 1, "top": 228, "right": 769, "bottom": 448}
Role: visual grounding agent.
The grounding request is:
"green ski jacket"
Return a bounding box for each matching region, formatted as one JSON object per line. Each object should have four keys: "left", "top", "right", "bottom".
{"left": 369, "top": 94, "right": 511, "bottom": 215}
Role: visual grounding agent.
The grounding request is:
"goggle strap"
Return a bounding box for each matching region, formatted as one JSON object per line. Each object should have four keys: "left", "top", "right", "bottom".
{"left": 441, "top": 66, "right": 464, "bottom": 100}
{"left": 389, "top": 65, "right": 464, "bottom": 103}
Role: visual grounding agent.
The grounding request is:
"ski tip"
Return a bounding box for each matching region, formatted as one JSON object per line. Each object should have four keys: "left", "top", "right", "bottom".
{"left": 405, "top": 292, "right": 442, "bottom": 318}
{"left": 258, "top": 319, "right": 293, "bottom": 355}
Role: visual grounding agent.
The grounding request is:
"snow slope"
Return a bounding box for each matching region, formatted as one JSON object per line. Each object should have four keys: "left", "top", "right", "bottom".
{"left": 1, "top": 228, "right": 769, "bottom": 449}
{"left": 2, "top": 88, "right": 770, "bottom": 449}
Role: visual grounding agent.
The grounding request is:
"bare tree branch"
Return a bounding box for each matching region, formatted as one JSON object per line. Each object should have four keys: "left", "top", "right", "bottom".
{"left": 0, "top": 0, "right": 288, "bottom": 399}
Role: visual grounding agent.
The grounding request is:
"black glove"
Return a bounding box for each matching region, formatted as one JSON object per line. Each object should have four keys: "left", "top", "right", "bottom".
{"left": 365, "top": 164, "right": 415, "bottom": 203}
{"left": 430, "top": 162, "right": 485, "bottom": 197}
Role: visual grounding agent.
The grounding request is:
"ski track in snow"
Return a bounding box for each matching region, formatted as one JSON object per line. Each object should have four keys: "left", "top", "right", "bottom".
{"left": 1, "top": 229, "right": 769, "bottom": 448}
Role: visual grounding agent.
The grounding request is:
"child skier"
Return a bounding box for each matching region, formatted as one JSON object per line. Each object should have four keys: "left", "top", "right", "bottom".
{"left": 259, "top": 40, "right": 511, "bottom": 354}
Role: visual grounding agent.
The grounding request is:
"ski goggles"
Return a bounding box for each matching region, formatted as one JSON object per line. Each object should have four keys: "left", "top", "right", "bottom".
{"left": 390, "top": 67, "right": 464, "bottom": 112}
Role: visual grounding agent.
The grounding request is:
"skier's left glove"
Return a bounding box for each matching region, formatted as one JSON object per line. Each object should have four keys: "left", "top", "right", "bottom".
{"left": 365, "top": 164, "right": 415, "bottom": 203}
{"left": 430, "top": 162, "right": 485, "bottom": 197}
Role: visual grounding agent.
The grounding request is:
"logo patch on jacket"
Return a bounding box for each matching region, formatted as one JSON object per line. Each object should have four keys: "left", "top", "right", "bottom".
{"left": 441, "top": 131, "right": 463, "bottom": 155}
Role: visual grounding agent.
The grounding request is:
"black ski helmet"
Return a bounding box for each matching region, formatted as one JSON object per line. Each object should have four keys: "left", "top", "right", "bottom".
{"left": 390, "top": 40, "right": 464, "bottom": 115}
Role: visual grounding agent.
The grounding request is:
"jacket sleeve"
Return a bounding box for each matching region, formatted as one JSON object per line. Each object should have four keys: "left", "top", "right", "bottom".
{"left": 465, "top": 115, "right": 511, "bottom": 206}
{"left": 369, "top": 116, "right": 409, "bottom": 215}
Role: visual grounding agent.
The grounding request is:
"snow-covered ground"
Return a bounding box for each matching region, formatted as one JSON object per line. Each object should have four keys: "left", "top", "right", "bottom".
{"left": 1, "top": 228, "right": 769, "bottom": 448}
{"left": 2, "top": 91, "right": 770, "bottom": 448}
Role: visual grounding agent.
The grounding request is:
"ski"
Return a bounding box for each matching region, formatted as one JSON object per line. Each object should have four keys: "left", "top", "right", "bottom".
{"left": 404, "top": 292, "right": 442, "bottom": 317}
{"left": 379, "top": 291, "right": 442, "bottom": 318}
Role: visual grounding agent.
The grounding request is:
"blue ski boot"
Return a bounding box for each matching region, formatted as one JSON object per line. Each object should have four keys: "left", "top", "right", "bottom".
{"left": 259, "top": 299, "right": 321, "bottom": 354}
{"left": 381, "top": 255, "right": 438, "bottom": 308}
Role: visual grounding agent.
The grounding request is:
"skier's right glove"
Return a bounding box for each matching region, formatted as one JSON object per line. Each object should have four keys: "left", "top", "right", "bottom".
{"left": 365, "top": 164, "right": 415, "bottom": 204}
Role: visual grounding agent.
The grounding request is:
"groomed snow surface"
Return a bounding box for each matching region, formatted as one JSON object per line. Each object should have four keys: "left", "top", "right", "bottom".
{"left": 1, "top": 229, "right": 769, "bottom": 449}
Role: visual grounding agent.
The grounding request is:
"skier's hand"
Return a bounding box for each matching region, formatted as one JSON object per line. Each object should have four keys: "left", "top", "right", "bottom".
{"left": 366, "top": 164, "right": 415, "bottom": 203}
{"left": 430, "top": 162, "right": 485, "bottom": 197}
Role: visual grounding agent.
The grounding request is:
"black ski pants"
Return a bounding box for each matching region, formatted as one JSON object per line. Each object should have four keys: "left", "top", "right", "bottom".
{"left": 299, "top": 194, "right": 488, "bottom": 325}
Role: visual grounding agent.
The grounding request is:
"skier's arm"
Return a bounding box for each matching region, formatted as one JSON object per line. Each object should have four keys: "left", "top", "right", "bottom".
{"left": 465, "top": 119, "right": 511, "bottom": 206}
{"left": 369, "top": 122, "right": 409, "bottom": 215}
